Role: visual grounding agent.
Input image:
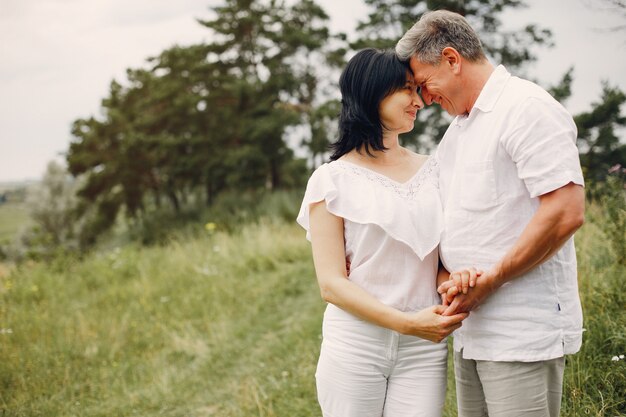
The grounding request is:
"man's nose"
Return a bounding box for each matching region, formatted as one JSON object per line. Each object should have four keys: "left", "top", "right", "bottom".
{"left": 421, "top": 89, "right": 434, "bottom": 106}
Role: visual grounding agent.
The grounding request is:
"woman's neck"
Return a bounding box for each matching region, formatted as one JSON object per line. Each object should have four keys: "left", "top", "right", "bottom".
{"left": 356, "top": 133, "right": 407, "bottom": 165}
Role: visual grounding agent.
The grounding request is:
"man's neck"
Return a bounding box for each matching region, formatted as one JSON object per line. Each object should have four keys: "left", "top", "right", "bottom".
{"left": 463, "top": 60, "right": 496, "bottom": 113}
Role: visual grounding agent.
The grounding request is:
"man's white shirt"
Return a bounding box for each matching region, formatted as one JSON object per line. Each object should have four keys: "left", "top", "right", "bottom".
{"left": 436, "top": 65, "right": 585, "bottom": 362}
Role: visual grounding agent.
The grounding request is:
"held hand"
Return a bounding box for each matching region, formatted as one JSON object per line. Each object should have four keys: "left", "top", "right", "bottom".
{"left": 402, "top": 305, "right": 469, "bottom": 343}
{"left": 442, "top": 271, "right": 498, "bottom": 316}
{"left": 450, "top": 267, "right": 482, "bottom": 295}
{"left": 437, "top": 280, "right": 459, "bottom": 306}
{"left": 437, "top": 268, "right": 480, "bottom": 294}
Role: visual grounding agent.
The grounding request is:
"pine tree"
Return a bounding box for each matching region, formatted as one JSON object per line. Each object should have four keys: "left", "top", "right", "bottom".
{"left": 575, "top": 83, "right": 626, "bottom": 185}
{"left": 198, "top": 0, "right": 335, "bottom": 189}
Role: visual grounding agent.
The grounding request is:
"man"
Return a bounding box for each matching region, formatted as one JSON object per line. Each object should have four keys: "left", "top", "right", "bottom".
{"left": 396, "top": 10, "right": 585, "bottom": 417}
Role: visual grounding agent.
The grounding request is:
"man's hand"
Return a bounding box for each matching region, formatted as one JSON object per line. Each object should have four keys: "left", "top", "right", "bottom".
{"left": 437, "top": 267, "right": 482, "bottom": 305}
{"left": 442, "top": 271, "right": 499, "bottom": 315}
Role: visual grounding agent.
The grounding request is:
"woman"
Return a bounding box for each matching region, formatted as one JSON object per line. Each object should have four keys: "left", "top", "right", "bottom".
{"left": 296, "top": 48, "right": 469, "bottom": 417}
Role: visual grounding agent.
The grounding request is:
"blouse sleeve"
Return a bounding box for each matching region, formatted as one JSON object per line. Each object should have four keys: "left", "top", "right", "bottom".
{"left": 296, "top": 164, "right": 337, "bottom": 241}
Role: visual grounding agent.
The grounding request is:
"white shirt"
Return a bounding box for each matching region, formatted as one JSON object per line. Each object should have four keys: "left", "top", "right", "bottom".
{"left": 437, "top": 65, "right": 585, "bottom": 361}
{"left": 297, "top": 157, "right": 443, "bottom": 312}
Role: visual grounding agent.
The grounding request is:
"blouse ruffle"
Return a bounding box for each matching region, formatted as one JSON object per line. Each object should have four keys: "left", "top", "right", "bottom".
{"left": 296, "top": 157, "right": 443, "bottom": 260}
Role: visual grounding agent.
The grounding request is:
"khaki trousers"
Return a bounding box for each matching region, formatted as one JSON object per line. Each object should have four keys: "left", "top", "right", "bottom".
{"left": 454, "top": 350, "right": 565, "bottom": 417}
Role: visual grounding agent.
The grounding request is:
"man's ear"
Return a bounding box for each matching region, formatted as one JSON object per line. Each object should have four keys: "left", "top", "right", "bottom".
{"left": 442, "top": 47, "right": 461, "bottom": 74}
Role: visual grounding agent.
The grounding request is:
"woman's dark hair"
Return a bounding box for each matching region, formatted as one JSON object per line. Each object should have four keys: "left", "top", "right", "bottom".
{"left": 330, "top": 48, "right": 411, "bottom": 161}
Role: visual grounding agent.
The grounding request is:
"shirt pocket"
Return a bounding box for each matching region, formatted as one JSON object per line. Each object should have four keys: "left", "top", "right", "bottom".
{"left": 459, "top": 161, "right": 499, "bottom": 211}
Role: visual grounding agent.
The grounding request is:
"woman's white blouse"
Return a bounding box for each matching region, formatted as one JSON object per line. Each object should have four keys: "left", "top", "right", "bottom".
{"left": 296, "top": 157, "right": 443, "bottom": 312}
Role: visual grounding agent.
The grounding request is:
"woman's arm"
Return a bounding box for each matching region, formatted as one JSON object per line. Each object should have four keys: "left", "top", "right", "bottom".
{"left": 309, "top": 200, "right": 467, "bottom": 343}
{"left": 436, "top": 263, "right": 453, "bottom": 305}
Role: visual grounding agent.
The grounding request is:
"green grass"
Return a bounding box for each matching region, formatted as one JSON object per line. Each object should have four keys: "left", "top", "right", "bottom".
{"left": 0, "top": 203, "right": 31, "bottom": 243}
{"left": 0, "top": 209, "right": 624, "bottom": 416}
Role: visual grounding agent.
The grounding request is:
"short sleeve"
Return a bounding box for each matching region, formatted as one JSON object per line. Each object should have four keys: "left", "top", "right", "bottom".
{"left": 296, "top": 164, "right": 337, "bottom": 241}
{"left": 501, "top": 97, "right": 584, "bottom": 198}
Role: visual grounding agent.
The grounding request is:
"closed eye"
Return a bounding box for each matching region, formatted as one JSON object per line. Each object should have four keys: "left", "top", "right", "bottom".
{"left": 404, "top": 84, "right": 420, "bottom": 94}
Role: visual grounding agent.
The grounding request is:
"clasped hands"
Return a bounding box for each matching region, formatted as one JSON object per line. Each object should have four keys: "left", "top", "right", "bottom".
{"left": 438, "top": 267, "right": 496, "bottom": 316}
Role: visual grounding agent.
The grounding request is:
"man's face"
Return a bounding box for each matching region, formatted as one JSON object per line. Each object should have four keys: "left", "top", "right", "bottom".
{"left": 409, "top": 55, "right": 466, "bottom": 116}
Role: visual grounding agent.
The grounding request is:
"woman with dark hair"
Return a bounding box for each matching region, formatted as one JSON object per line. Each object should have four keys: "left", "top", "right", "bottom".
{"left": 296, "top": 48, "right": 468, "bottom": 416}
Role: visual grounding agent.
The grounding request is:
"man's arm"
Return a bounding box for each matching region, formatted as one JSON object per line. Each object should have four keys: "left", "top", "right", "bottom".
{"left": 443, "top": 182, "right": 585, "bottom": 315}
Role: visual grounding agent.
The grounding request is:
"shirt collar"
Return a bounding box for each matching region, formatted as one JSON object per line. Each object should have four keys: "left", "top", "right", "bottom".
{"left": 471, "top": 64, "right": 510, "bottom": 114}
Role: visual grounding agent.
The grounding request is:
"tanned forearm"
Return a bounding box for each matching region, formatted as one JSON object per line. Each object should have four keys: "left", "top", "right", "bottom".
{"left": 488, "top": 183, "right": 585, "bottom": 288}
{"left": 443, "top": 183, "right": 584, "bottom": 315}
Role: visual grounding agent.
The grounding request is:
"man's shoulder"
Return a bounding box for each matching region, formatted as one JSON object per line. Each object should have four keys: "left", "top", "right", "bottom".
{"left": 505, "top": 76, "right": 561, "bottom": 108}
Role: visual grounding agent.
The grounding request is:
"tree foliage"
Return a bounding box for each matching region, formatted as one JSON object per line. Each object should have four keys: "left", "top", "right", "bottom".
{"left": 575, "top": 83, "right": 626, "bottom": 184}
{"left": 66, "top": 0, "right": 339, "bottom": 245}
{"left": 59, "top": 0, "right": 624, "bottom": 248}
{"left": 8, "top": 162, "right": 86, "bottom": 259}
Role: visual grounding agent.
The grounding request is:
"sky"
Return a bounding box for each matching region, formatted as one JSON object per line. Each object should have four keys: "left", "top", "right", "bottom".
{"left": 1, "top": 0, "right": 625, "bottom": 183}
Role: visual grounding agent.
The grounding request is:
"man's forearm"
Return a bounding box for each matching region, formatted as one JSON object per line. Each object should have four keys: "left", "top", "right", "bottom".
{"left": 488, "top": 183, "right": 584, "bottom": 288}
{"left": 442, "top": 184, "right": 584, "bottom": 316}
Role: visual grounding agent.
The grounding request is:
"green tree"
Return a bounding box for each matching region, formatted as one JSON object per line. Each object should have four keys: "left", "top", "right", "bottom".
{"left": 305, "top": 99, "right": 342, "bottom": 168}
{"left": 199, "top": 0, "right": 335, "bottom": 189}
{"left": 65, "top": 0, "right": 337, "bottom": 242}
{"left": 575, "top": 83, "right": 626, "bottom": 185}
{"left": 547, "top": 67, "right": 574, "bottom": 103}
{"left": 67, "top": 76, "right": 156, "bottom": 242}
{"left": 12, "top": 162, "right": 87, "bottom": 259}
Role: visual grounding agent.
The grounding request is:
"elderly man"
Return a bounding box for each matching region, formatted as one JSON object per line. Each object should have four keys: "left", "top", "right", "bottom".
{"left": 396, "top": 10, "right": 585, "bottom": 417}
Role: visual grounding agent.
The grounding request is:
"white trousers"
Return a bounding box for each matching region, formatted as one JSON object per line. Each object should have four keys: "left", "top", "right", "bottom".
{"left": 316, "top": 304, "right": 448, "bottom": 417}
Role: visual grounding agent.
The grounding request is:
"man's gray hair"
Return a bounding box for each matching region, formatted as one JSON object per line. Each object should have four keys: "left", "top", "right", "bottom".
{"left": 396, "top": 10, "right": 486, "bottom": 64}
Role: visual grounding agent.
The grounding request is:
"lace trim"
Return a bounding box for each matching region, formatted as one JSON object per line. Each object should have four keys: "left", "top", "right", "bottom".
{"left": 332, "top": 157, "right": 439, "bottom": 201}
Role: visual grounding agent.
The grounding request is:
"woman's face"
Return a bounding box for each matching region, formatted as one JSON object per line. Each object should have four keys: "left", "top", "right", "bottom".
{"left": 379, "top": 74, "right": 424, "bottom": 135}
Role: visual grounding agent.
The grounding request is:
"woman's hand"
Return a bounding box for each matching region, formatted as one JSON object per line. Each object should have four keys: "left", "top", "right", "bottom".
{"left": 400, "top": 305, "right": 468, "bottom": 343}
{"left": 437, "top": 280, "right": 458, "bottom": 305}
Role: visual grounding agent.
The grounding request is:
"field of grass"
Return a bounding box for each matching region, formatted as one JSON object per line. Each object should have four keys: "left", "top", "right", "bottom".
{"left": 0, "top": 210, "right": 624, "bottom": 416}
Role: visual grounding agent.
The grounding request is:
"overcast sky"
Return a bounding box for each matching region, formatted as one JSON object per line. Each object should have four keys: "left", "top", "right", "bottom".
{"left": 1, "top": 0, "right": 624, "bottom": 182}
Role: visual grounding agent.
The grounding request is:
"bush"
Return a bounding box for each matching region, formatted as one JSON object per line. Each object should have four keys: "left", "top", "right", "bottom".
{"left": 125, "top": 189, "right": 304, "bottom": 245}
{"left": 599, "top": 175, "right": 626, "bottom": 266}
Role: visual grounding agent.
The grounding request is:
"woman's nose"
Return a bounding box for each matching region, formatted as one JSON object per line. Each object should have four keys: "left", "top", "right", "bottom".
{"left": 413, "top": 92, "right": 425, "bottom": 109}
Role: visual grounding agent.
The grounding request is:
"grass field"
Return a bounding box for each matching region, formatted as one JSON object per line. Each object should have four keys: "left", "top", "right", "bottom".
{"left": 0, "top": 210, "right": 624, "bottom": 416}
